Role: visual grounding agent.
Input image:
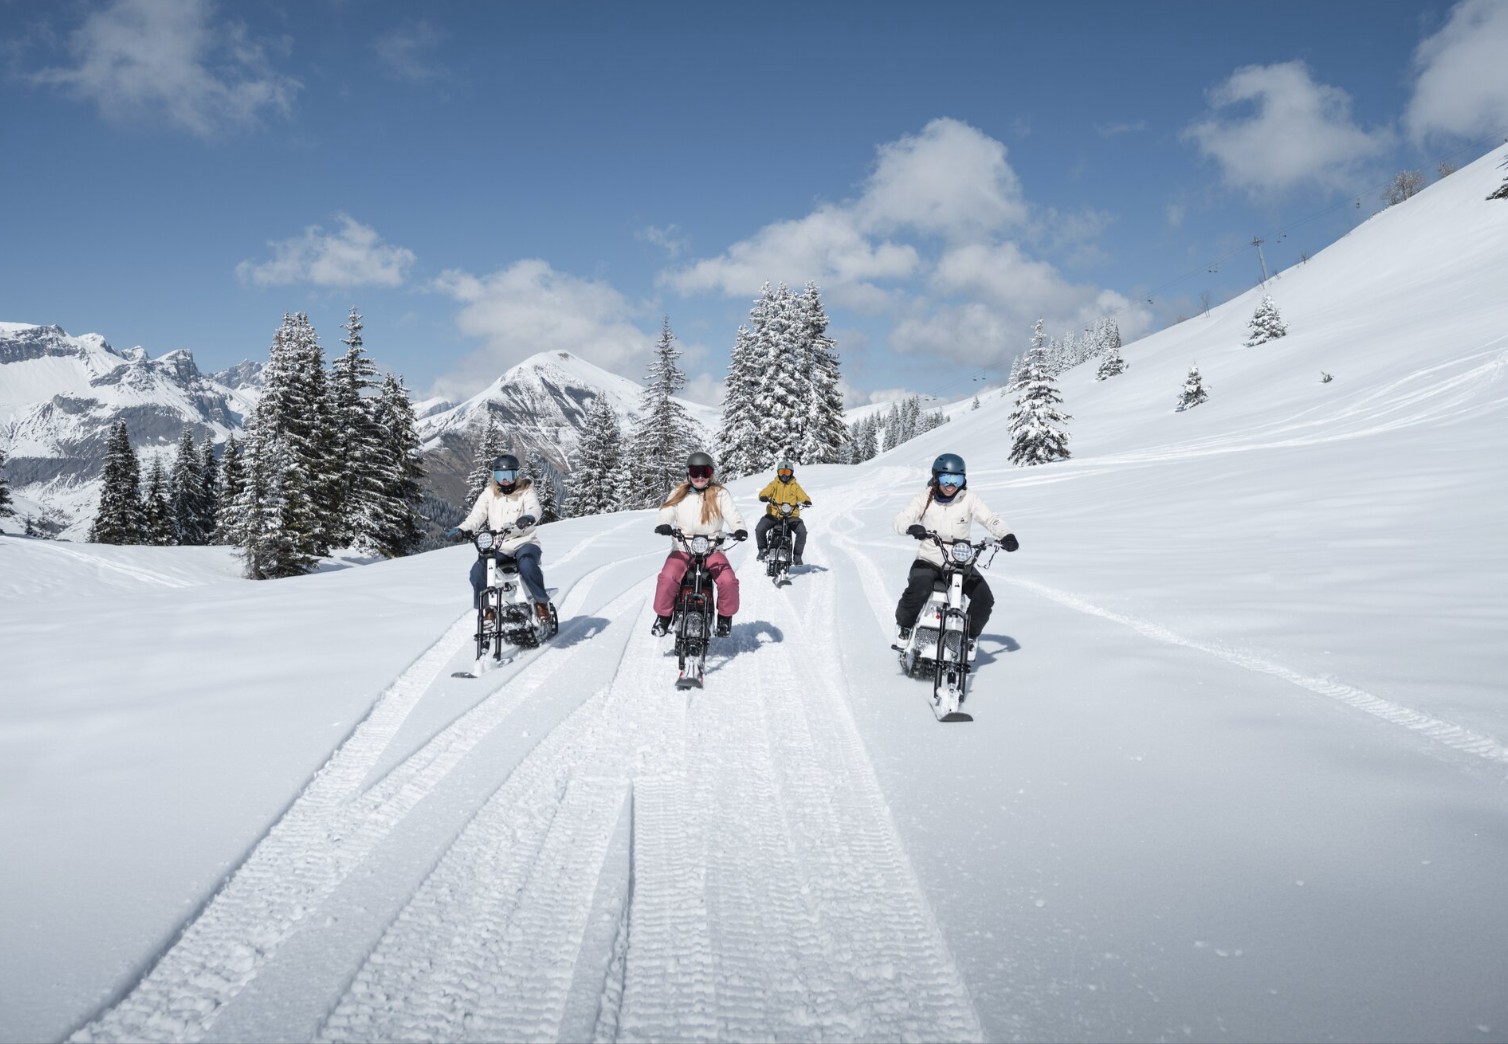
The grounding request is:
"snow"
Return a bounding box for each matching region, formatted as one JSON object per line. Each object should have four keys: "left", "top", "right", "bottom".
{"left": 4, "top": 147, "right": 1508, "bottom": 1043}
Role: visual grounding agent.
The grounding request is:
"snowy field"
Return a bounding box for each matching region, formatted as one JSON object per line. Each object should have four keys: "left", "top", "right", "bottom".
{"left": 3, "top": 151, "right": 1508, "bottom": 1043}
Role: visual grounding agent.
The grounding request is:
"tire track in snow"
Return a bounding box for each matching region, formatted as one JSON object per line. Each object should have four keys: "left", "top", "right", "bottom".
{"left": 68, "top": 546, "right": 656, "bottom": 1044}
{"left": 1006, "top": 575, "right": 1508, "bottom": 766}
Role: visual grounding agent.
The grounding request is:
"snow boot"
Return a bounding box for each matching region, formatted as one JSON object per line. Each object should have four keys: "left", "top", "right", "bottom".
{"left": 650, "top": 614, "right": 671, "bottom": 637}
{"left": 715, "top": 615, "right": 733, "bottom": 637}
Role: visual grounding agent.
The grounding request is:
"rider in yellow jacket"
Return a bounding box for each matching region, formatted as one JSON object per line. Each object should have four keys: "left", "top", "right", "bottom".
{"left": 755, "top": 459, "right": 812, "bottom": 565}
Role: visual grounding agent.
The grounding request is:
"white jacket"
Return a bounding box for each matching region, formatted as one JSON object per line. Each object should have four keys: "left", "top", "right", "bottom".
{"left": 655, "top": 484, "right": 747, "bottom": 553}
{"left": 460, "top": 481, "right": 543, "bottom": 555}
{"left": 893, "top": 486, "right": 1013, "bottom": 567}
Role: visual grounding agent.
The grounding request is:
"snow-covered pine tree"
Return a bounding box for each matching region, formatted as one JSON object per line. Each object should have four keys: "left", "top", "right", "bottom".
{"left": 0, "top": 447, "right": 14, "bottom": 521}
{"left": 142, "top": 457, "right": 174, "bottom": 545}
{"left": 526, "top": 450, "right": 562, "bottom": 523}
{"left": 90, "top": 421, "right": 145, "bottom": 544}
{"left": 327, "top": 307, "right": 386, "bottom": 547}
{"left": 197, "top": 434, "right": 220, "bottom": 541}
{"left": 212, "top": 435, "right": 244, "bottom": 545}
{"left": 237, "top": 424, "right": 305, "bottom": 579}
{"left": 565, "top": 395, "right": 624, "bottom": 516}
{"left": 755, "top": 284, "right": 808, "bottom": 463}
{"left": 465, "top": 411, "right": 505, "bottom": 507}
{"left": 364, "top": 373, "right": 426, "bottom": 558}
{"left": 168, "top": 427, "right": 210, "bottom": 545}
{"left": 1008, "top": 320, "right": 1072, "bottom": 466}
{"left": 971, "top": 394, "right": 981, "bottom": 410}
{"left": 234, "top": 313, "right": 329, "bottom": 576}
{"left": 795, "top": 282, "right": 848, "bottom": 464}
{"left": 1095, "top": 341, "right": 1128, "bottom": 380}
{"left": 715, "top": 323, "right": 764, "bottom": 479}
{"left": 1175, "top": 365, "right": 1209, "bottom": 411}
{"left": 626, "top": 317, "right": 696, "bottom": 508}
{"left": 1245, "top": 294, "right": 1288, "bottom": 346}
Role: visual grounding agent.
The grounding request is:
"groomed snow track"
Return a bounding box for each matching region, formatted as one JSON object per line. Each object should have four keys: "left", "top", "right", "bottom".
{"left": 70, "top": 517, "right": 983, "bottom": 1044}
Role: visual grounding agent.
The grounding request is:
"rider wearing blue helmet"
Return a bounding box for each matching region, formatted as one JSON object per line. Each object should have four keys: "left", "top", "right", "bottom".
{"left": 893, "top": 452, "right": 1018, "bottom": 647}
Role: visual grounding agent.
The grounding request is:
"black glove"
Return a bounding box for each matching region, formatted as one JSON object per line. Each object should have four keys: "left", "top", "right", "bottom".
{"left": 1001, "top": 533, "right": 1019, "bottom": 552}
{"left": 446, "top": 526, "right": 464, "bottom": 539}
{"left": 732, "top": 529, "right": 749, "bottom": 541}
{"left": 906, "top": 524, "right": 927, "bottom": 540}
{"left": 759, "top": 495, "right": 771, "bottom": 502}
{"left": 654, "top": 523, "right": 673, "bottom": 536}
{"left": 802, "top": 501, "right": 812, "bottom": 507}
{"left": 517, "top": 514, "right": 537, "bottom": 528}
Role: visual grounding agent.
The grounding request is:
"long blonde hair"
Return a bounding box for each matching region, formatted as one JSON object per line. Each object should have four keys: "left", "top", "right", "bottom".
{"left": 660, "top": 481, "right": 725, "bottom": 526}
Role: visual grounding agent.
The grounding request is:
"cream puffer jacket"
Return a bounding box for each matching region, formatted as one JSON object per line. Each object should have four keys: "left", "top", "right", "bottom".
{"left": 460, "top": 480, "right": 544, "bottom": 555}
{"left": 655, "top": 484, "right": 748, "bottom": 553}
{"left": 893, "top": 486, "right": 1013, "bottom": 568}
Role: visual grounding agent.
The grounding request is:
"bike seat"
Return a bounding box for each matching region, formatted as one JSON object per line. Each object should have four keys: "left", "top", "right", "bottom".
{"left": 931, "top": 579, "right": 947, "bottom": 592}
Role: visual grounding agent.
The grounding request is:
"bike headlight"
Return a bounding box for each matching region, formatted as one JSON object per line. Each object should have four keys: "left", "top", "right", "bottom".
{"left": 949, "top": 541, "right": 975, "bottom": 565}
{"left": 689, "top": 535, "right": 711, "bottom": 555}
{"left": 780, "top": 503, "right": 792, "bottom": 515}
{"left": 474, "top": 531, "right": 495, "bottom": 551}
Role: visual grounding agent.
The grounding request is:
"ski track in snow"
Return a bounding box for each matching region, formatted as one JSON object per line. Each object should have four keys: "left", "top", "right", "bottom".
{"left": 1002, "top": 576, "right": 1508, "bottom": 766}
{"left": 72, "top": 508, "right": 982, "bottom": 1043}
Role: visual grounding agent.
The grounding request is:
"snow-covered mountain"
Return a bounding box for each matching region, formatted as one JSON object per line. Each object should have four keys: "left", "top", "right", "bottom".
{"left": 415, "top": 349, "right": 719, "bottom": 504}
{"left": 0, "top": 323, "right": 261, "bottom": 536}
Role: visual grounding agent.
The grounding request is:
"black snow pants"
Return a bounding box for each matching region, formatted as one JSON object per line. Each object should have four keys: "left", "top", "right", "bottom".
{"left": 895, "top": 559, "right": 994, "bottom": 639}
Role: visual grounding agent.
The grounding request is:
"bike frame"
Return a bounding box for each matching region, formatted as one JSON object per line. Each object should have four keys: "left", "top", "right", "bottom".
{"left": 473, "top": 527, "right": 554, "bottom": 659}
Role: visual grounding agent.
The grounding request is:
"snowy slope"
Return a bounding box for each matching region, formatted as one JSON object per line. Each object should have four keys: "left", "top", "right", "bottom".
{"left": 4, "top": 148, "right": 1508, "bottom": 1043}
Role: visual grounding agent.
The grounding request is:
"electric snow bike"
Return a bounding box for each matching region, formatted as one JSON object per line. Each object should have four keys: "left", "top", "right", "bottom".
{"left": 464, "top": 525, "right": 558, "bottom": 668}
{"left": 763, "top": 501, "right": 804, "bottom": 585}
{"left": 666, "top": 528, "right": 742, "bottom": 690}
{"left": 895, "top": 533, "right": 999, "bottom": 722}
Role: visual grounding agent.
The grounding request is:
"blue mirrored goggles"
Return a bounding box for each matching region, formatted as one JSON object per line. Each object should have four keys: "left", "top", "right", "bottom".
{"left": 936, "top": 472, "right": 965, "bottom": 487}
{"left": 493, "top": 469, "right": 518, "bottom": 484}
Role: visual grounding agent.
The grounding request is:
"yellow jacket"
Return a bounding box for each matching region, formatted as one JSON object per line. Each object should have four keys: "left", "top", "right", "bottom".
{"left": 757, "top": 477, "right": 812, "bottom": 517}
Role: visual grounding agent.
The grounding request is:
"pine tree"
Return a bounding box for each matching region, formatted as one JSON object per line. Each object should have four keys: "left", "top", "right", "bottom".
{"left": 1008, "top": 320, "right": 1072, "bottom": 466}
{"left": 213, "top": 435, "right": 245, "bottom": 545}
{"left": 364, "top": 374, "right": 426, "bottom": 558}
{"left": 795, "top": 282, "right": 848, "bottom": 463}
{"left": 0, "top": 447, "right": 15, "bottom": 522}
{"left": 197, "top": 434, "right": 220, "bottom": 542}
{"left": 1095, "top": 341, "right": 1128, "bottom": 381}
{"left": 235, "top": 313, "right": 329, "bottom": 576}
{"left": 1175, "top": 365, "right": 1209, "bottom": 412}
{"left": 90, "top": 421, "right": 146, "bottom": 544}
{"left": 142, "top": 457, "right": 174, "bottom": 545}
{"left": 1245, "top": 295, "right": 1288, "bottom": 346}
{"left": 627, "top": 317, "right": 696, "bottom": 508}
{"left": 328, "top": 307, "right": 385, "bottom": 546}
{"left": 168, "top": 427, "right": 209, "bottom": 545}
{"left": 565, "top": 395, "right": 624, "bottom": 516}
{"left": 759, "top": 284, "right": 808, "bottom": 460}
{"left": 716, "top": 323, "right": 764, "bottom": 479}
{"left": 527, "top": 450, "right": 562, "bottom": 523}
{"left": 465, "top": 411, "right": 506, "bottom": 506}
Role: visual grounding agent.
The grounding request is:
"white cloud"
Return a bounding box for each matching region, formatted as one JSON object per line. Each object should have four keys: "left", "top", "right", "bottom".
{"left": 374, "top": 20, "right": 446, "bottom": 83}
{"left": 856, "top": 117, "right": 1028, "bottom": 239}
{"left": 1183, "top": 61, "right": 1393, "bottom": 195}
{"left": 661, "top": 206, "right": 919, "bottom": 302}
{"left": 637, "top": 224, "right": 690, "bottom": 260}
{"left": 237, "top": 215, "right": 416, "bottom": 288}
{"left": 29, "top": 0, "right": 298, "bottom": 137}
{"left": 1404, "top": 0, "right": 1508, "bottom": 144}
{"left": 430, "top": 259, "right": 651, "bottom": 399}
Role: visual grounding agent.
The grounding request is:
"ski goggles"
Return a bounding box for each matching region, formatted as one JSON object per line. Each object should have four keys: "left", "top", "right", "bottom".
{"left": 493, "top": 469, "right": 518, "bottom": 484}
{"left": 936, "top": 472, "right": 965, "bottom": 488}
{"left": 688, "top": 465, "right": 714, "bottom": 480}
{"left": 777, "top": 468, "right": 793, "bottom": 478}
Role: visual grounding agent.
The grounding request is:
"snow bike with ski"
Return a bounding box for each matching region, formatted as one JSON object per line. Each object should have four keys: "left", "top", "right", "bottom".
{"left": 666, "top": 527, "right": 741, "bottom": 690}
{"left": 453, "top": 525, "right": 558, "bottom": 677}
{"left": 894, "top": 532, "right": 999, "bottom": 722}
{"left": 763, "top": 501, "right": 804, "bottom": 585}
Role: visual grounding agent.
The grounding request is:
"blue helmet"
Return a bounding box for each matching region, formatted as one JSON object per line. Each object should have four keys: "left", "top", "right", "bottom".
{"left": 491, "top": 453, "right": 521, "bottom": 491}
{"left": 931, "top": 453, "right": 966, "bottom": 494}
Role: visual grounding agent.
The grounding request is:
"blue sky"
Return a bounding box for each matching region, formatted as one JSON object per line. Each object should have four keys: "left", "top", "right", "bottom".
{"left": 3, "top": 0, "right": 1507, "bottom": 408}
